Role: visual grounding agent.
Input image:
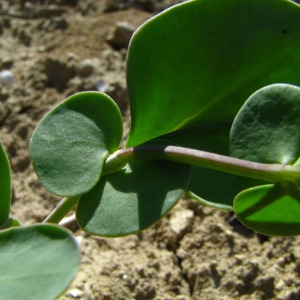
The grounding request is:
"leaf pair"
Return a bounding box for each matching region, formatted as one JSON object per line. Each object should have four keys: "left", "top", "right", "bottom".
{"left": 30, "top": 92, "right": 191, "bottom": 236}
{"left": 231, "top": 84, "right": 300, "bottom": 236}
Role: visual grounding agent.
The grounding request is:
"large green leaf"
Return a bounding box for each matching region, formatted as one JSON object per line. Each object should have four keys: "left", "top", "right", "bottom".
{"left": 76, "top": 160, "right": 191, "bottom": 237}
{"left": 0, "top": 224, "right": 80, "bottom": 300}
{"left": 0, "top": 142, "right": 11, "bottom": 226}
{"left": 30, "top": 92, "right": 123, "bottom": 197}
{"left": 230, "top": 84, "right": 300, "bottom": 165}
{"left": 126, "top": 0, "right": 300, "bottom": 147}
{"left": 234, "top": 182, "right": 300, "bottom": 236}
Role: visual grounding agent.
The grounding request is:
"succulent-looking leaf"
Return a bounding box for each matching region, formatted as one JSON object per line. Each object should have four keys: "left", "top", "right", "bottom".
{"left": 234, "top": 182, "right": 300, "bottom": 236}
{"left": 230, "top": 84, "right": 300, "bottom": 165}
{"left": 0, "top": 224, "right": 80, "bottom": 300}
{"left": 0, "top": 142, "right": 11, "bottom": 226}
{"left": 30, "top": 92, "right": 123, "bottom": 197}
{"left": 76, "top": 160, "right": 191, "bottom": 237}
{"left": 126, "top": 0, "right": 300, "bottom": 147}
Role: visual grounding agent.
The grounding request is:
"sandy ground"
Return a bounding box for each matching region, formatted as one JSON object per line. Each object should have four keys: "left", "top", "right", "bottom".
{"left": 1, "top": 1, "right": 300, "bottom": 299}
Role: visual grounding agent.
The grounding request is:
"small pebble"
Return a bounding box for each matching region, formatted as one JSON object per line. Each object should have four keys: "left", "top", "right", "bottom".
{"left": 0, "top": 70, "right": 14, "bottom": 85}
{"left": 107, "top": 22, "right": 135, "bottom": 49}
{"left": 225, "top": 229, "right": 234, "bottom": 241}
{"left": 79, "top": 59, "right": 95, "bottom": 77}
{"left": 170, "top": 209, "right": 193, "bottom": 236}
{"left": 275, "top": 279, "right": 285, "bottom": 291}
{"left": 69, "top": 288, "right": 83, "bottom": 298}
{"left": 95, "top": 80, "right": 110, "bottom": 93}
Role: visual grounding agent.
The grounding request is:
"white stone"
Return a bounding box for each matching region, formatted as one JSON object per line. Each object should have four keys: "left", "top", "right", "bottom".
{"left": 0, "top": 70, "right": 14, "bottom": 85}
{"left": 170, "top": 209, "right": 194, "bottom": 236}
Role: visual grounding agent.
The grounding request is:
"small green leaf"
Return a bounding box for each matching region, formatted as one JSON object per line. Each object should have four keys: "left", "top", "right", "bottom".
{"left": 234, "top": 182, "right": 300, "bottom": 236}
{"left": 76, "top": 160, "right": 191, "bottom": 237}
{"left": 0, "top": 224, "right": 80, "bottom": 300}
{"left": 30, "top": 92, "right": 123, "bottom": 197}
{"left": 126, "top": 0, "right": 300, "bottom": 147}
{"left": 230, "top": 84, "right": 300, "bottom": 165}
{"left": 0, "top": 142, "right": 11, "bottom": 226}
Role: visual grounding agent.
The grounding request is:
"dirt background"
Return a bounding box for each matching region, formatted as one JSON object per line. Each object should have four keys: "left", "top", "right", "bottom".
{"left": 1, "top": 1, "right": 300, "bottom": 299}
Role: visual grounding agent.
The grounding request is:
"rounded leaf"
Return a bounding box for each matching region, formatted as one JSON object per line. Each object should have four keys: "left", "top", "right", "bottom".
{"left": 30, "top": 92, "right": 123, "bottom": 196}
{"left": 126, "top": 0, "right": 300, "bottom": 147}
{"left": 0, "top": 142, "right": 11, "bottom": 225}
{"left": 230, "top": 84, "right": 300, "bottom": 165}
{"left": 76, "top": 160, "right": 191, "bottom": 237}
{"left": 0, "top": 224, "right": 80, "bottom": 300}
{"left": 234, "top": 182, "right": 300, "bottom": 236}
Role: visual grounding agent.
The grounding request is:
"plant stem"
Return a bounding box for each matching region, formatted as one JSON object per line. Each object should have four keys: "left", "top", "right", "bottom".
{"left": 104, "top": 145, "right": 300, "bottom": 183}
{"left": 43, "top": 196, "right": 80, "bottom": 224}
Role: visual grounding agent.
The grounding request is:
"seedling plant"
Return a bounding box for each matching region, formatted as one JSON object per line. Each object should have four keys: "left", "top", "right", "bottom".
{"left": 1, "top": 0, "right": 300, "bottom": 298}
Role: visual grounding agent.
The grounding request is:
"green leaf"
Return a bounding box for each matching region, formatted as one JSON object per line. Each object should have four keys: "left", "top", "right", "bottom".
{"left": 30, "top": 92, "right": 123, "bottom": 197}
{"left": 76, "top": 160, "right": 191, "bottom": 237}
{"left": 0, "top": 224, "right": 80, "bottom": 300}
{"left": 0, "top": 142, "right": 11, "bottom": 226}
{"left": 126, "top": 0, "right": 300, "bottom": 147}
{"left": 230, "top": 84, "right": 300, "bottom": 165}
{"left": 234, "top": 182, "right": 300, "bottom": 236}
